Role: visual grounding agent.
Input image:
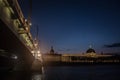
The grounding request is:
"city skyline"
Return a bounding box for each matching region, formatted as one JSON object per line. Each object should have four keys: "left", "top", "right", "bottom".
{"left": 20, "top": 0, "right": 120, "bottom": 54}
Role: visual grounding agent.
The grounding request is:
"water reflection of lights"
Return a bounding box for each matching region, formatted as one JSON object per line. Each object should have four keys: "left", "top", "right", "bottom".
{"left": 37, "top": 51, "right": 40, "bottom": 54}
{"left": 42, "top": 67, "right": 45, "bottom": 74}
{"left": 32, "top": 74, "right": 42, "bottom": 80}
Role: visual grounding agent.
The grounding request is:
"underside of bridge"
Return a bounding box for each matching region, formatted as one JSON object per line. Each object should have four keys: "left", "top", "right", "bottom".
{"left": 0, "top": 19, "right": 34, "bottom": 70}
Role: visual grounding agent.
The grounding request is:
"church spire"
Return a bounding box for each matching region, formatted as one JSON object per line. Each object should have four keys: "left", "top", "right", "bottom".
{"left": 50, "top": 46, "right": 54, "bottom": 54}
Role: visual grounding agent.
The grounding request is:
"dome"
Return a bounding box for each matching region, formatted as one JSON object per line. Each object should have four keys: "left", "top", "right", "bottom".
{"left": 86, "top": 48, "right": 96, "bottom": 53}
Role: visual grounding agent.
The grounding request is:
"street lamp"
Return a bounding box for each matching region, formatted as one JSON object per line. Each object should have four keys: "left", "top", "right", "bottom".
{"left": 31, "top": 50, "right": 35, "bottom": 54}
{"left": 38, "top": 53, "right": 41, "bottom": 57}
{"left": 37, "top": 50, "right": 40, "bottom": 54}
{"left": 31, "top": 49, "right": 41, "bottom": 60}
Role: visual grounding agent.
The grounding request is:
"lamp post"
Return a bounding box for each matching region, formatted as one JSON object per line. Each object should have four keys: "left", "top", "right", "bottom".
{"left": 31, "top": 49, "right": 42, "bottom": 61}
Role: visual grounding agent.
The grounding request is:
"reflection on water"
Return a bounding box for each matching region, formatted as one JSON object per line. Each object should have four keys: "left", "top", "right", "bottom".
{"left": 0, "top": 65, "right": 120, "bottom": 80}
{"left": 32, "top": 73, "right": 42, "bottom": 80}
{"left": 43, "top": 65, "right": 120, "bottom": 80}
{"left": 0, "top": 70, "right": 43, "bottom": 80}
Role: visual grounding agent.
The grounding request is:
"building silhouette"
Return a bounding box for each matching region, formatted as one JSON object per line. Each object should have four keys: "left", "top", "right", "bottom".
{"left": 42, "top": 46, "right": 120, "bottom": 64}
{"left": 50, "top": 46, "right": 55, "bottom": 54}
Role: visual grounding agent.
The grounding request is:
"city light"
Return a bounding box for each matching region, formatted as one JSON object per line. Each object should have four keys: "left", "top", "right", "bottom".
{"left": 25, "top": 27, "right": 29, "bottom": 31}
{"left": 29, "top": 23, "right": 32, "bottom": 26}
{"left": 37, "top": 50, "right": 40, "bottom": 54}
{"left": 31, "top": 50, "right": 35, "bottom": 53}
{"left": 31, "top": 50, "right": 41, "bottom": 59}
{"left": 38, "top": 53, "right": 41, "bottom": 57}
{"left": 25, "top": 19, "right": 27, "bottom": 22}
{"left": 34, "top": 43, "right": 38, "bottom": 47}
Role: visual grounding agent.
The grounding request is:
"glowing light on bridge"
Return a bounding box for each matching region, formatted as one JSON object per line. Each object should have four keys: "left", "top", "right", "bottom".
{"left": 25, "top": 19, "right": 27, "bottom": 22}
{"left": 11, "top": 55, "right": 18, "bottom": 59}
{"left": 38, "top": 53, "right": 41, "bottom": 57}
{"left": 37, "top": 50, "right": 40, "bottom": 54}
{"left": 29, "top": 23, "right": 32, "bottom": 26}
{"left": 31, "top": 49, "right": 42, "bottom": 61}
{"left": 31, "top": 50, "right": 35, "bottom": 54}
{"left": 34, "top": 43, "right": 38, "bottom": 47}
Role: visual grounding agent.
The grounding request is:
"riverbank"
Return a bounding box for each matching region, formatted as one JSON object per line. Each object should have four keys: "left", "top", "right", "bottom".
{"left": 43, "top": 61, "right": 120, "bottom": 66}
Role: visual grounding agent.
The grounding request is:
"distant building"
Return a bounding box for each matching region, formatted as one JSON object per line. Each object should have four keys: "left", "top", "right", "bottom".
{"left": 42, "top": 46, "right": 61, "bottom": 62}
{"left": 42, "top": 46, "right": 120, "bottom": 63}
{"left": 61, "top": 47, "right": 118, "bottom": 63}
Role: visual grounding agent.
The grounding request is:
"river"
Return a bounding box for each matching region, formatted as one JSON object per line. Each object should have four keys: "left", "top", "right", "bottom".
{"left": 0, "top": 65, "right": 120, "bottom": 80}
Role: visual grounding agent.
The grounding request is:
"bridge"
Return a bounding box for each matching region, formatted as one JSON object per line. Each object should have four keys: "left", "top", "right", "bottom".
{"left": 0, "top": 0, "right": 41, "bottom": 70}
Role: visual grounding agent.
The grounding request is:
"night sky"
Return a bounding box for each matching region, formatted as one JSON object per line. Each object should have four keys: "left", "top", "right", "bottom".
{"left": 19, "top": 0, "right": 120, "bottom": 54}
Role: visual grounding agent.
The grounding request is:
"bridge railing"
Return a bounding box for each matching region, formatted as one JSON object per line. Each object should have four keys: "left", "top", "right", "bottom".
{"left": 0, "top": 0, "right": 34, "bottom": 53}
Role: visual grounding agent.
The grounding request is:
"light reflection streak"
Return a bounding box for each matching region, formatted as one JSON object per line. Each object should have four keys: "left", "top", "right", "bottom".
{"left": 32, "top": 73, "right": 42, "bottom": 80}
{"left": 31, "top": 67, "right": 45, "bottom": 80}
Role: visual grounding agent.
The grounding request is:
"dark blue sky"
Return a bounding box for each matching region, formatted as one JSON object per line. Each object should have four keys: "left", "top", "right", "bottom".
{"left": 20, "top": 0, "right": 120, "bottom": 54}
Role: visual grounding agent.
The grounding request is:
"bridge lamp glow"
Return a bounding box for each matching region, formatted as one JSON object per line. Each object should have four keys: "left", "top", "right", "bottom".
{"left": 29, "top": 23, "right": 32, "bottom": 26}
{"left": 38, "top": 54, "right": 41, "bottom": 57}
{"left": 37, "top": 50, "right": 40, "bottom": 54}
{"left": 34, "top": 43, "right": 38, "bottom": 47}
{"left": 31, "top": 50, "right": 35, "bottom": 54}
{"left": 25, "top": 27, "right": 29, "bottom": 31}
{"left": 25, "top": 19, "right": 27, "bottom": 22}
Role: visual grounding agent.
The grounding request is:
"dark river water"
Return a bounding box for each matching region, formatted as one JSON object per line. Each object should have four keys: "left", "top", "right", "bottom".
{"left": 0, "top": 65, "right": 120, "bottom": 80}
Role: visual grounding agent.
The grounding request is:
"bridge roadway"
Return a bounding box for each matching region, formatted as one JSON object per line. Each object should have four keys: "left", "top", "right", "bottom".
{"left": 0, "top": 0, "right": 37, "bottom": 70}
